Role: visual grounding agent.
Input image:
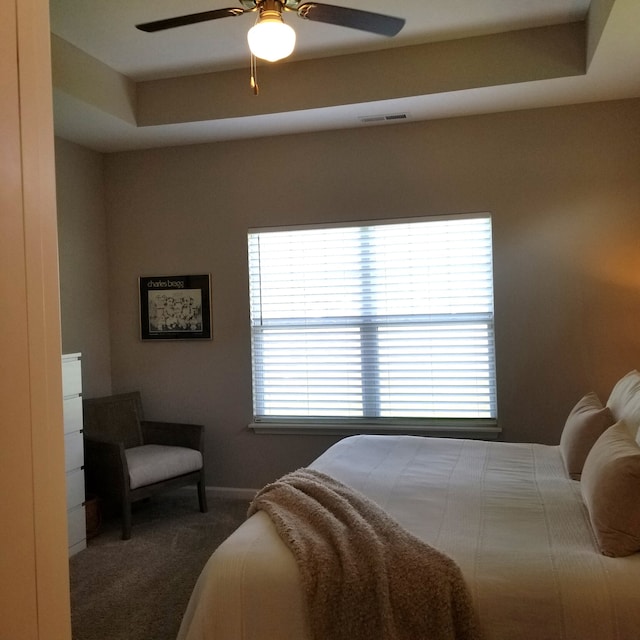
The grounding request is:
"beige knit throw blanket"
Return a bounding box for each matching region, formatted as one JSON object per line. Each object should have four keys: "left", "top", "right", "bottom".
{"left": 248, "top": 468, "right": 482, "bottom": 640}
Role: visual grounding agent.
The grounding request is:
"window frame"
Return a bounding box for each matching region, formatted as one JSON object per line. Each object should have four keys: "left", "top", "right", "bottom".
{"left": 248, "top": 213, "right": 500, "bottom": 438}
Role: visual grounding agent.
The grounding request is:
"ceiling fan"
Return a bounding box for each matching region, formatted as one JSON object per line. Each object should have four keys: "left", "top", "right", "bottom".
{"left": 136, "top": 0, "right": 405, "bottom": 72}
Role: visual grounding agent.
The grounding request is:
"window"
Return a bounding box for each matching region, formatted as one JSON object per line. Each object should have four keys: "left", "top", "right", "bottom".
{"left": 248, "top": 214, "right": 497, "bottom": 435}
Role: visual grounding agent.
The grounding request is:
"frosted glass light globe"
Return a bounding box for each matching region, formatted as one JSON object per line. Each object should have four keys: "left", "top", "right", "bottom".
{"left": 248, "top": 16, "right": 296, "bottom": 62}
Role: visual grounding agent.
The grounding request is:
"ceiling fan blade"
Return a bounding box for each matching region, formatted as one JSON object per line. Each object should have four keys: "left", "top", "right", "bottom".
{"left": 297, "top": 3, "right": 404, "bottom": 37}
{"left": 136, "top": 7, "right": 245, "bottom": 33}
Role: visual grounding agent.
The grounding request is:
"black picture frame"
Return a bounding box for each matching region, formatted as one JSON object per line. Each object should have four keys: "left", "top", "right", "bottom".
{"left": 139, "top": 274, "right": 212, "bottom": 340}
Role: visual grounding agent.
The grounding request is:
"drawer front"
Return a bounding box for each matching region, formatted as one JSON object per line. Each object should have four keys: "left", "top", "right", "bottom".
{"left": 68, "top": 504, "right": 86, "bottom": 549}
{"left": 62, "top": 357, "right": 82, "bottom": 398}
{"left": 63, "top": 395, "right": 83, "bottom": 434}
{"left": 64, "top": 431, "right": 84, "bottom": 472}
{"left": 66, "top": 467, "right": 85, "bottom": 510}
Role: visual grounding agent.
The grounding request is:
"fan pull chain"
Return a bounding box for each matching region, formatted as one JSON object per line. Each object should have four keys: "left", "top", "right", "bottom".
{"left": 250, "top": 53, "right": 259, "bottom": 95}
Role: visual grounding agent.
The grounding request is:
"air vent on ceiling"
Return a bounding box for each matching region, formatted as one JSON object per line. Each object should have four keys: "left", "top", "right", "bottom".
{"left": 358, "top": 113, "right": 409, "bottom": 123}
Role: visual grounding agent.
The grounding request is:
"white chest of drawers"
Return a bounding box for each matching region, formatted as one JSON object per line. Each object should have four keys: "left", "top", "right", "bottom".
{"left": 63, "top": 353, "right": 86, "bottom": 556}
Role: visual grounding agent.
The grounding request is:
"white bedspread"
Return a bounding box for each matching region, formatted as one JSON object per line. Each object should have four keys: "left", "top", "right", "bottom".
{"left": 178, "top": 435, "right": 640, "bottom": 640}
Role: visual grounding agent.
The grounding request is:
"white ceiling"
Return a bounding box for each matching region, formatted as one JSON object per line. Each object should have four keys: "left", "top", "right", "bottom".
{"left": 49, "top": 0, "right": 640, "bottom": 153}
{"left": 51, "top": 0, "right": 593, "bottom": 80}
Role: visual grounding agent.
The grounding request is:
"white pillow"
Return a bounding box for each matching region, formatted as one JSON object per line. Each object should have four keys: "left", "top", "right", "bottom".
{"left": 581, "top": 420, "right": 640, "bottom": 557}
{"left": 606, "top": 370, "right": 640, "bottom": 439}
{"left": 559, "top": 392, "right": 614, "bottom": 480}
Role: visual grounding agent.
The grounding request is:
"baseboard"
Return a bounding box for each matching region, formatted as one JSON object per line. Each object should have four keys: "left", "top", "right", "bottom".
{"left": 205, "top": 485, "right": 258, "bottom": 500}
{"left": 171, "top": 484, "right": 258, "bottom": 500}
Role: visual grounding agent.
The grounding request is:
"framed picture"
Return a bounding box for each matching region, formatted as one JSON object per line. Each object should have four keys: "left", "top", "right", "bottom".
{"left": 139, "top": 274, "right": 212, "bottom": 340}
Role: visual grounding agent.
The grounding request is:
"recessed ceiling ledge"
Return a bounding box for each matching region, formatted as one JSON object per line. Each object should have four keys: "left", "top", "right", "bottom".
{"left": 135, "top": 22, "right": 586, "bottom": 128}
{"left": 51, "top": 34, "right": 137, "bottom": 126}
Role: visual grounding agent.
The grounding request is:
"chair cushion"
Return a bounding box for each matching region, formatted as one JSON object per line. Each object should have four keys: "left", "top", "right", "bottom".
{"left": 126, "top": 444, "right": 203, "bottom": 490}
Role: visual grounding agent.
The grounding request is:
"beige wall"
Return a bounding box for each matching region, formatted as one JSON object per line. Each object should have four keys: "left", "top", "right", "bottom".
{"left": 56, "top": 98, "right": 640, "bottom": 491}
{"left": 55, "top": 137, "right": 112, "bottom": 397}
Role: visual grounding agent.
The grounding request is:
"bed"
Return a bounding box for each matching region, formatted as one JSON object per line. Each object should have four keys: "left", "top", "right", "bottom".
{"left": 177, "top": 371, "right": 640, "bottom": 640}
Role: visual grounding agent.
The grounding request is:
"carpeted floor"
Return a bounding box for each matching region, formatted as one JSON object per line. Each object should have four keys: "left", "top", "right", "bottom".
{"left": 69, "top": 491, "right": 249, "bottom": 640}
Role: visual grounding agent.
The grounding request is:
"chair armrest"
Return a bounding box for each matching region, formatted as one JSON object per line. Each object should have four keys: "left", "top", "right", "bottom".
{"left": 140, "top": 420, "right": 204, "bottom": 451}
{"left": 83, "top": 436, "right": 128, "bottom": 501}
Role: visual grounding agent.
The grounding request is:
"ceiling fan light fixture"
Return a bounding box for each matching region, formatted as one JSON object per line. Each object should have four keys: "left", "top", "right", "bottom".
{"left": 247, "top": 9, "right": 296, "bottom": 62}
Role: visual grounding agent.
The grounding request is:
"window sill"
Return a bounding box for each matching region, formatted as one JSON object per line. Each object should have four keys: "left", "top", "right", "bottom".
{"left": 249, "top": 419, "right": 501, "bottom": 439}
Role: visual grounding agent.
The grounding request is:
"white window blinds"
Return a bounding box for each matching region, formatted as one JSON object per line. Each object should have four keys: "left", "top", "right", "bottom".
{"left": 248, "top": 214, "right": 496, "bottom": 425}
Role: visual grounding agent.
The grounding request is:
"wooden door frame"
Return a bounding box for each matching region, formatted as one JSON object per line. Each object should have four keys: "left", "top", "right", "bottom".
{"left": 0, "top": 0, "right": 71, "bottom": 637}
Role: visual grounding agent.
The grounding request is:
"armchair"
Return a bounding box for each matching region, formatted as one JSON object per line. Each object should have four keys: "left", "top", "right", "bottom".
{"left": 82, "top": 391, "right": 207, "bottom": 539}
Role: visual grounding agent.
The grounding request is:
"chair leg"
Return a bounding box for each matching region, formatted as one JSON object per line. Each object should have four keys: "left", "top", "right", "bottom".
{"left": 197, "top": 479, "right": 208, "bottom": 513}
{"left": 122, "top": 499, "right": 132, "bottom": 540}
